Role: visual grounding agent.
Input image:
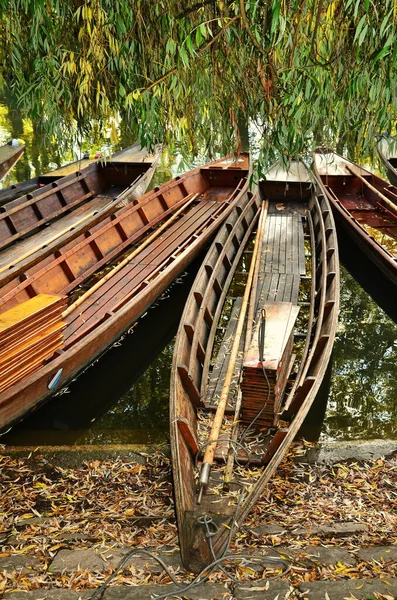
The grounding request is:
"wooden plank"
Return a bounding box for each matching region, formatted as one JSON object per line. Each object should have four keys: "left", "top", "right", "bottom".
{"left": 0, "top": 321, "right": 65, "bottom": 363}
{"left": 63, "top": 200, "right": 222, "bottom": 340}
{"left": 177, "top": 418, "right": 199, "bottom": 457}
{"left": 0, "top": 295, "right": 64, "bottom": 338}
{"left": 0, "top": 196, "right": 111, "bottom": 273}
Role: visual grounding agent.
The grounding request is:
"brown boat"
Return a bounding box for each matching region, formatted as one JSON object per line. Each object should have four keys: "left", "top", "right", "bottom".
{"left": 170, "top": 160, "right": 339, "bottom": 572}
{"left": 313, "top": 148, "right": 397, "bottom": 287}
{"left": 0, "top": 142, "right": 154, "bottom": 204}
{"left": 0, "top": 144, "right": 160, "bottom": 287}
{"left": 0, "top": 142, "right": 24, "bottom": 181}
{"left": 377, "top": 134, "right": 397, "bottom": 187}
{"left": 0, "top": 154, "right": 251, "bottom": 431}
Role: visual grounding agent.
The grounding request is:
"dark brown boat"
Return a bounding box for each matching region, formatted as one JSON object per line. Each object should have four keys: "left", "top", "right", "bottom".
{"left": 313, "top": 148, "right": 397, "bottom": 287}
{"left": 0, "top": 144, "right": 160, "bottom": 287}
{"left": 0, "top": 143, "right": 24, "bottom": 181}
{"left": 170, "top": 160, "right": 339, "bottom": 572}
{"left": 0, "top": 154, "right": 250, "bottom": 430}
{"left": 377, "top": 134, "right": 397, "bottom": 186}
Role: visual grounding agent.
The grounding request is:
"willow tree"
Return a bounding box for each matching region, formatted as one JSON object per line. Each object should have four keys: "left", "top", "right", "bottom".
{"left": 1, "top": 0, "right": 396, "bottom": 166}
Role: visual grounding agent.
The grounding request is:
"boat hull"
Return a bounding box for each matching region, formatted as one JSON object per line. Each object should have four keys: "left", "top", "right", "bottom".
{"left": 377, "top": 135, "right": 397, "bottom": 187}
{"left": 170, "top": 160, "right": 339, "bottom": 572}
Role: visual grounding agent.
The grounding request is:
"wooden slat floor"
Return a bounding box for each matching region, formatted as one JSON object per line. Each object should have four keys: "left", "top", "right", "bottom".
{"left": 204, "top": 200, "right": 306, "bottom": 413}
{"left": 63, "top": 196, "right": 229, "bottom": 348}
{"left": 206, "top": 298, "right": 243, "bottom": 410}
{"left": 256, "top": 202, "right": 305, "bottom": 308}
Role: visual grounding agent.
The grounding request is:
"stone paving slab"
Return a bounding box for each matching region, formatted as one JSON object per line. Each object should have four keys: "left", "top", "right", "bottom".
{"left": 233, "top": 580, "right": 292, "bottom": 599}
{"left": 298, "top": 577, "right": 397, "bottom": 599}
{"left": 49, "top": 548, "right": 111, "bottom": 573}
{"left": 295, "top": 545, "right": 356, "bottom": 567}
{"left": 3, "top": 592, "right": 93, "bottom": 599}
{"left": 356, "top": 545, "right": 397, "bottom": 563}
{"left": 300, "top": 440, "right": 397, "bottom": 464}
{"left": 101, "top": 583, "right": 232, "bottom": 599}
{"left": 0, "top": 554, "right": 40, "bottom": 573}
{"left": 291, "top": 522, "right": 368, "bottom": 538}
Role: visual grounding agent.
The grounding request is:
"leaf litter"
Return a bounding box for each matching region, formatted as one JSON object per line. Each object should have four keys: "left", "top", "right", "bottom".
{"left": 0, "top": 447, "right": 395, "bottom": 595}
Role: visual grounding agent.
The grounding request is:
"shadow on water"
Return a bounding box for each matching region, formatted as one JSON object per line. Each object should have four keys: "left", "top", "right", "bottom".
{"left": 321, "top": 230, "right": 397, "bottom": 441}
{"left": 2, "top": 257, "right": 203, "bottom": 447}
{"left": 337, "top": 227, "right": 397, "bottom": 324}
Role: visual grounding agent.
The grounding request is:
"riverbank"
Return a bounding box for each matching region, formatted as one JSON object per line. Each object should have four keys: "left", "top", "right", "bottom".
{"left": 0, "top": 440, "right": 396, "bottom": 599}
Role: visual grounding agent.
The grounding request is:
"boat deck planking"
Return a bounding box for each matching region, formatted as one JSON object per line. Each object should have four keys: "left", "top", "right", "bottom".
{"left": 63, "top": 196, "right": 230, "bottom": 347}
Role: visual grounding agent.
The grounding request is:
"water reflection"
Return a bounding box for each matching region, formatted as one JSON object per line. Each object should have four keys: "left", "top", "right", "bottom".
{"left": 323, "top": 264, "right": 397, "bottom": 440}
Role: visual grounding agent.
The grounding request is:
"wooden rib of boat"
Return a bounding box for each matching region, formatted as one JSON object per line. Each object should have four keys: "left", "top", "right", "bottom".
{"left": 170, "top": 160, "right": 339, "bottom": 573}
{"left": 0, "top": 144, "right": 160, "bottom": 287}
{"left": 377, "top": 134, "right": 397, "bottom": 186}
{"left": 0, "top": 153, "right": 251, "bottom": 430}
{"left": 0, "top": 143, "right": 24, "bottom": 181}
{"left": 313, "top": 147, "right": 397, "bottom": 287}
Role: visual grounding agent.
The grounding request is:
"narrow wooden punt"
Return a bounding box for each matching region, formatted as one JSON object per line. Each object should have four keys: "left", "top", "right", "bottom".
{"left": 170, "top": 160, "right": 339, "bottom": 572}
{"left": 0, "top": 143, "right": 24, "bottom": 181}
{"left": 377, "top": 134, "right": 397, "bottom": 186}
{"left": 0, "top": 154, "right": 251, "bottom": 430}
{"left": 0, "top": 145, "right": 160, "bottom": 286}
{"left": 0, "top": 143, "right": 154, "bottom": 204}
{"left": 313, "top": 148, "right": 397, "bottom": 287}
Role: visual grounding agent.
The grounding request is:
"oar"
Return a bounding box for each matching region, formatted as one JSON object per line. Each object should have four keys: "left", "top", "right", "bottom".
{"left": 345, "top": 163, "right": 397, "bottom": 211}
{"left": 197, "top": 200, "right": 268, "bottom": 503}
{"left": 62, "top": 193, "right": 199, "bottom": 318}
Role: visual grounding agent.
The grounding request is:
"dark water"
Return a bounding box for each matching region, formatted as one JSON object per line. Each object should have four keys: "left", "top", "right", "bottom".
{"left": 0, "top": 103, "right": 396, "bottom": 445}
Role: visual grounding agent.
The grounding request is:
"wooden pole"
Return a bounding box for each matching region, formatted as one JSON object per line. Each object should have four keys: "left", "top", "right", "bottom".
{"left": 346, "top": 164, "right": 397, "bottom": 211}
{"left": 223, "top": 201, "right": 269, "bottom": 489}
{"left": 62, "top": 193, "right": 199, "bottom": 318}
{"left": 197, "top": 200, "right": 268, "bottom": 501}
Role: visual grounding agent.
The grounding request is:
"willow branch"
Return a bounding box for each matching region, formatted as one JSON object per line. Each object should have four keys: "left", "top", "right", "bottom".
{"left": 141, "top": 15, "right": 241, "bottom": 95}
{"left": 175, "top": 0, "right": 214, "bottom": 19}
{"left": 239, "top": 0, "right": 267, "bottom": 56}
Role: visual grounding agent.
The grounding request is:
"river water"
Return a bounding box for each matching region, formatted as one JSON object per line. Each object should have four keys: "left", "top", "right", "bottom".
{"left": 0, "top": 104, "right": 395, "bottom": 445}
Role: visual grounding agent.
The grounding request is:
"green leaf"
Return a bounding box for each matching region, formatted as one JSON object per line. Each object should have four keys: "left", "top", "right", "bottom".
{"left": 354, "top": 15, "right": 366, "bottom": 44}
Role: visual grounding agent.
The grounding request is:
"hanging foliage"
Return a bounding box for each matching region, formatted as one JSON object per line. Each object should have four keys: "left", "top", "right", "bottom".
{"left": 1, "top": 0, "right": 396, "bottom": 166}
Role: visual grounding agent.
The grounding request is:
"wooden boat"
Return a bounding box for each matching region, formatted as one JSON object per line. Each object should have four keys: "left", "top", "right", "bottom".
{"left": 0, "top": 144, "right": 160, "bottom": 287}
{"left": 170, "top": 160, "right": 339, "bottom": 572}
{"left": 0, "top": 154, "right": 251, "bottom": 430}
{"left": 0, "top": 143, "right": 153, "bottom": 204}
{"left": 377, "top": 134, "right": 397, "bottom": 186}
{"left": 313, "top": 148, "right": 397, "bottom": 287}
{"left": 0, "top": 142, "right": 24, "bottom": 181}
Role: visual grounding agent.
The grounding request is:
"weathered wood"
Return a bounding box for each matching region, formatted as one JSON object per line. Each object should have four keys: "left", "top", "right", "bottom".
{"left": 170, "top": 159, "right": 339, "bottom": 573}
{"left": 313, "top": 148, "right": 397, "bottom": 287}
{"left": 197, "top": 202, "right": 268, "bottom": 494}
